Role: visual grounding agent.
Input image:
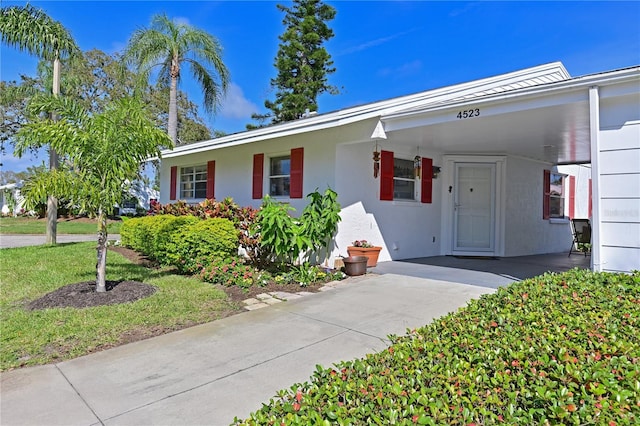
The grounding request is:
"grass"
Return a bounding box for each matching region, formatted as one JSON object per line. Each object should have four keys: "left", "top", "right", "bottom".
{"left": 0, "top": 216, "right": 122, "bottom": 235}
{"left": 0, "top": 242, "right": 237, "bottom": 371}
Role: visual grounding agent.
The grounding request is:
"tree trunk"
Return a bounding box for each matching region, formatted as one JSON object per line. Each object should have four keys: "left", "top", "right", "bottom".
{"left": 46, "top": 57, "right": 62, "bottom": 245}
{"left": 96, "top": 212, "right": 108, "bottom": 293}
{"left": 168, "top": 69, "right": 178, "bottom": 145}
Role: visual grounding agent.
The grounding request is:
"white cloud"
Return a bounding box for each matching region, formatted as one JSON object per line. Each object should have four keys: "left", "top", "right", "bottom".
{"left": 340, "top": 28, "right": 419, "bottom": 56}
{"left": 220, "top": 83, "right": 258, "bottom": 119}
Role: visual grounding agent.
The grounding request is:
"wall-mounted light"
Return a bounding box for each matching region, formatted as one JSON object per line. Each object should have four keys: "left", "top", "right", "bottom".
{"left": 432, "top": 166, "right": 442, "bottom": 179}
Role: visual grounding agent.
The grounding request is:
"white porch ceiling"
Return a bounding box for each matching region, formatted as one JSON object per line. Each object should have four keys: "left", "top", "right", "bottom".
{"left": 382, "top": 98, "right": 591, "bottom": 165}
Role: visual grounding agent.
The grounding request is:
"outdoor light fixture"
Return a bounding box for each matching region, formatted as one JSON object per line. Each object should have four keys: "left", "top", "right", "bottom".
{"left": 432, "top": 166, "right": 442, "bottom": 179}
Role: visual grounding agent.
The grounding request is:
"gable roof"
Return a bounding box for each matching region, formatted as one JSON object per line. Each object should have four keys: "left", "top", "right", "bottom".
{"left": 162, "top": 62, "right": 576, "bottom": 158}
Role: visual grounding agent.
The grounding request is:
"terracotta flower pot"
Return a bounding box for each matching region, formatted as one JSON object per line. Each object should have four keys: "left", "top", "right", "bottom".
{"left": 346, "top": 246, "right": 382, "bottom": 267}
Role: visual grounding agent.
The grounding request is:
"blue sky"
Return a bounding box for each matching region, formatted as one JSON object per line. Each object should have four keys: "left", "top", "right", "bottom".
{"left": 1, "top": 0, "right": 639, "bottom": 172}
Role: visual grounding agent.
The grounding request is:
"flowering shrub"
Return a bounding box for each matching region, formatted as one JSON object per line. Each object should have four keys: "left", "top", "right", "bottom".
{"left": 199, "top": 258, "right": 271, "bottom": 289}
{"left": 351, "top": 239, "right": 374, "bottom": 248}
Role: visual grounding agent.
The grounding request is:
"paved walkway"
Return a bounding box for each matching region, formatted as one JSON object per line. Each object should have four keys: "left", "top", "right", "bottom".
{"left": 0, "top": 234, "right": 121, "bottom": 249}
{"left": 0, "top": 273, "right": 493, "bottom": 426}
{"left": 1, "top": 237, "right": 587, "bottom": 425}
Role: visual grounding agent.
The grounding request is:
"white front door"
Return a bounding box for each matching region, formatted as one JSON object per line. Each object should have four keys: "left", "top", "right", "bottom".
{"left": 453, "top": 163, "right": 496, "bottom": 253}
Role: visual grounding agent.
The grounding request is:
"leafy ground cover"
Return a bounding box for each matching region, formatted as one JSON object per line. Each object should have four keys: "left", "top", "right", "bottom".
{"left": 235, "top": 269, "right": 640, "bottom": 425}
{"left": 0, "top": 242, "right": 236, "bottom": 371}
{"left": 0, "top": 216, "right": 122, "bottom": 234}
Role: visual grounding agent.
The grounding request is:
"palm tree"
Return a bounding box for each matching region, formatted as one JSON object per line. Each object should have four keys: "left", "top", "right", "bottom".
{"left": 15, "top": 95, "right": 172, "bottom": 292}
{"left": 0, "top": 4, "right": 79, "bottom": 244}
{"left": 123, "top": 14, "right": 230, "bottom": 145}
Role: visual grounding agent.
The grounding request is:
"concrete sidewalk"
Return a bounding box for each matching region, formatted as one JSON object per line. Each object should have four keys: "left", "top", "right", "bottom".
{"left": 0, "top": 274, "right": 493, "bottom": 426}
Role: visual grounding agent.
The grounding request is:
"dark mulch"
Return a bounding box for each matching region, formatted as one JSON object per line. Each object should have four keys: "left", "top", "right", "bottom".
{"left": 28, "top": 280, "right": 157, "bottom": 310}
{"left": 27, "top": 245, "right": 333, "bottom": 311}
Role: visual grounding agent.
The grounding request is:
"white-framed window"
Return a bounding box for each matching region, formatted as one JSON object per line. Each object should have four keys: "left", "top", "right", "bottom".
{"left": 549, "top": 172, "right": 565, "bottom": 218}
{"left": 269, "top": 155, "right": 290, "bottom": 197}
{"left": 393, "top": 157, "right": 416, "bottom": 200}
{"left": 180, "top": 165, "right": 207, "bottom": 199}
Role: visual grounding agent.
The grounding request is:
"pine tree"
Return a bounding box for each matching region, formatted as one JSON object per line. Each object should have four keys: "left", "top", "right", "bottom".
{"left": 261, "top": 0, "right": 338, "bottom": 125}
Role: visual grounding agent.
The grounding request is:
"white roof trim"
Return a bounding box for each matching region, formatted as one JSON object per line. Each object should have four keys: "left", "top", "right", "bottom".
{"left": 160, "top": 62, "right": 639, "bottom": 159}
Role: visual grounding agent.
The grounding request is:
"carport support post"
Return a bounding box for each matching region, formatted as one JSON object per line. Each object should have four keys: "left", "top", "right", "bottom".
{"left": 588, "top": 86, "right": 602, "bottom": 272}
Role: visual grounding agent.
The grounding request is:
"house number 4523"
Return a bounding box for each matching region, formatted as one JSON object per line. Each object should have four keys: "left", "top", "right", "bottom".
{"left": 457, "top": 109, "right": 480, "bottom": 119}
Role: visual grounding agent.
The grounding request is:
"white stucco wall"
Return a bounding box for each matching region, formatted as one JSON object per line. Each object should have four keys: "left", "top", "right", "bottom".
{"left": 332, "top": 142, "right": 443, "bottom": 263}
{"left": 596, "top": 88, "right": 640, "bottom": 273}
{"left": 504, "top": 157, "right": 573, "bottom": 256}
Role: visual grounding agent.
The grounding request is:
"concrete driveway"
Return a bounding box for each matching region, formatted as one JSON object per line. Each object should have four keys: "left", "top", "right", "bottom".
{"left": 0, "top": 273, "right": 493, "bottom": 426}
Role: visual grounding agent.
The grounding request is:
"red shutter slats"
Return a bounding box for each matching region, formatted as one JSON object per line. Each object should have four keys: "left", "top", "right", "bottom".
{"left": 169, "top": 166, "right": 177, "bottom": 200}
{"left": 206, "top": 160, "right": 215, "bottom": 200}
{"left": 543, "top": 169, "right": 551, "bottom": 219}
{"left": 421, "top": 157, "right": 433, "bottom": 203}
{"left": 568, "top": 175, "right": 575, "bottom": 219}
{"left": 589, "top": 179, "right": 593, "bottom": 219}
{"left": 380, "top": 150, "right": 394, "bottom": 201}
{"left": 252, "top": 153, "right": 264, "bottom": 199}
{"left": 290, "top": 147, "right": 304, "bottom": 199}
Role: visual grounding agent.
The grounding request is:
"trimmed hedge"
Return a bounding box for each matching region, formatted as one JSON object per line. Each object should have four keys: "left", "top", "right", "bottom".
{"left": 120, "top": 215, "right": 199, "bottom": 262}
{"left": 120, "top": 215, "right": 238, "bottom": 273}
{"left": 234, "top": 269, "right": 640, "bottom": 425}
{"left": 166, "top": 218, "right": 239, "bottom": 274}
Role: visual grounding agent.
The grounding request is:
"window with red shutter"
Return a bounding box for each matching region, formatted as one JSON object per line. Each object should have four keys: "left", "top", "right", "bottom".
{"left": 206, "top": 160, "right": 215, "bottom": 200}
{"left": 421, "top": 157, "right": 433, "bottom": 203}
{"left": 380, "top": 150, "right": 394, "bottom": 200}
{"left": 169, "top": 166, "right": 177, "bottom": 200}
{"left": 252, "top": 154, "right": 264, "bottom": 199}
{"left": 568, "top": 175, "right": 575, "bottom": 219}
{"left": 290, "top": 147, "right": 304, "bottom": 199}
{"left": 543, "top": 169, "right": 551, "bottom": 219}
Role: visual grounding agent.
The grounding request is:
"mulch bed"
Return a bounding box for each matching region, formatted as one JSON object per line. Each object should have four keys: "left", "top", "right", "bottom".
{"left": 28, "top": 246, "right": 329, "bottom": 311}
{"left": 27, "top": 280, "right": 156, "bottom": 310}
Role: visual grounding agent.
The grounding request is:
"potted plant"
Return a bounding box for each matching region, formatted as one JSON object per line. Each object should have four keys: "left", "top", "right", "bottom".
{"left": 347, "top": 240, "right": 382, "bottom": 267}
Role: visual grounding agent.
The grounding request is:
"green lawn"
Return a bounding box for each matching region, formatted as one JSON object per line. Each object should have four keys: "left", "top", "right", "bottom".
{"left": 0, "top": 216, "right": 122, "bottom": 235}
{"left": 0, "top": 242, "right": 236, "bottom": 371}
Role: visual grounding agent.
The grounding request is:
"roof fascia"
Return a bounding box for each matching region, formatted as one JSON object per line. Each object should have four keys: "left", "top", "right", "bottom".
{"left": 383, "top": 67, "right": 639, "bottom": 122}
{"left": 162, "top": 62, "right": 572, "bottom": 158}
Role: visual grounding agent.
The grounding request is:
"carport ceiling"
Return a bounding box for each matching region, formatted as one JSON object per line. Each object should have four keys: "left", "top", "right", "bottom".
{"left": 385, "top": 101, "right": 591, "bottom": 165}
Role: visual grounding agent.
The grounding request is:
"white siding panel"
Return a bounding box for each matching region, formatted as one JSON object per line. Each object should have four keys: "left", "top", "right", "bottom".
{"left": 598, "top": 149, "right": 640, "bottom": 174}
{"left": 601, "top": 198, "right": 640, "bottom": 223}
{"left": 600, "top": 246, "right": 640, "bottom": 272}
{"left": 600, "top": 123, "right": 640, "bottom": 151}
{"left": 601, "top": 222, "right": 640, "bottom": 248}
{"left": 599, "top": 174, "right": 640, "bottom": 198}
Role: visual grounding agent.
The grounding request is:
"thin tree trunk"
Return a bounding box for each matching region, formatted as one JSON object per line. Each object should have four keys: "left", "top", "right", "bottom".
{"left": 96, "top": 211, "right": 108, "bottom": 293}
{"left": 168, "top": 72, "right": 178, "bottom": 145}
{"left": 46, "top": 56, "right": 61, "bottom": 245}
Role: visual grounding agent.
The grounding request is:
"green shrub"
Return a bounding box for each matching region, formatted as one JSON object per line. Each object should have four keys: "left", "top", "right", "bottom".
{"left": 167, "top": 218, "right": 239, "bottom": 274}
{"left": 120, "top": 215, "right": 199, "bottom": 261}
{"left": 147, "top": 215, "right": 199, "bottom": 263}
{"left": 234, "top": 269, "right": 640, "bottom": 425}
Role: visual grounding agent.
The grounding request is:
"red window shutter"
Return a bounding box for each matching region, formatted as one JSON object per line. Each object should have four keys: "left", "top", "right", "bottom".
{"left": 568, "top": 175, "right": 575, "bottom": 219}
{"left": 290, "top": 147, "right": 304, "bottom": 199}
{"left": 169, "top": 166, "right": 177, "bottom": 200}
{"left": 206, "top": 160, "right": 215, "bottom": 200}
{"left": 252, "top": 153, "right": 264, "bottom": 199}
{"left": 543, "top": 169, "right": 551, "bottom": 219}
{"left": 589, "top": 179, "right": 593, "bottom": 218}
{"left": 380, "top": 150, "right": 394, "bottom": 201}
{"left": 421, "top": 157, "right": 433, "bottom": 203}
